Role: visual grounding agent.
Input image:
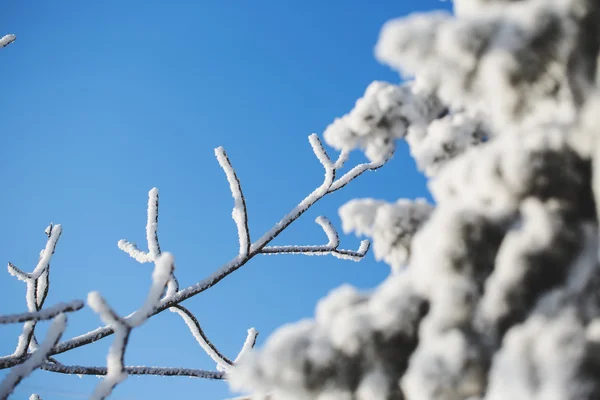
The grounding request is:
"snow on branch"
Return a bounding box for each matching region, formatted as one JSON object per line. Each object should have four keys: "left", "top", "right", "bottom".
{"left": 0, "top": 314, "right": 67, "bottom": 400}
{"left": 4, "top": 224, "right": 62, "bottom": 358}
{"left": 32, "top": 134, "right": 386, "bottom": 366}
{"left": 170, "top": 305, "right": 234, "bottom": 370}
{"left": 0, "top": 34, "right": 16, "bottom": 49}
{"left": 116, "top": 188, "right": 256, "bottom": 371}
{"left": 87, "top": 252, "right": 175, "bottom": 400}
{"left": 129, "top": 253, "right": 174, "bottom": 327}
{"left": 0, "top": 301, "right": 84, "bottom": 324}
{"left": 233, "top": 328, "right": 259, "bottom": 365}
{"left": 117, "top": 188, "right": 179, "bottom": 297}
{"left": 117, "top": 188, "right": 161, "bottom": 263}
{"left": 0, "top": 132, "right": 386, "bottom": 397}
{"left": 216, "top": 147, "right": 251, "bottom": 258}
{"left": 40, "top": 362, "right": 225, "bottom": 379}
{"left": 7, "top": 224, "right": 62, "bottom": 281}
{"left": 87, "top": 291, "right": 130, "bottom": 400}
{"left": 261, "top": 216, "right": 370, "bottom": 261}
{"left": 170, "top": 305, "right": 258, "bottom": 373}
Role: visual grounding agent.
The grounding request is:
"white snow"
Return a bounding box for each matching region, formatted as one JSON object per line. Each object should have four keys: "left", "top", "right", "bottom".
{"left": 215, "top": 147, "right": 251, "bottom": 258}
{"left": 0, "top": 314, "right": 66, "bottom": 399}
{"left": 0, "top": 34, "right": 16, "bottom": 48}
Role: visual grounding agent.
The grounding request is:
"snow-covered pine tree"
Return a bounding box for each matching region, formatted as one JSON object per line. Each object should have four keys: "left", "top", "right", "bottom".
{"left": 228, "top": 1, "right": 600, "bottom": 399}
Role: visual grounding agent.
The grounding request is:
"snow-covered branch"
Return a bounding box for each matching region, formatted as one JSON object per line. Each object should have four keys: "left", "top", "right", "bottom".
{"left": 5, "top": 133, "right": 384, "bottom": 373}
{"left": 40, "top": 362, "right": 225, "bottom": 380}
{"left": 0, "top": 34, "right": 16, "bottom": 48}
{"left": 87, "top": 291, "right": 131, "bottom": 400}
{"left": 170, "top": 305, "right": 235, "bottom": 369}
{"left": 0, "top": 301, "right": 83, "bottom": 324}
{"left": 0, "top": 314, "right": 67, "bottom": 400}
{"left": 216, "top": 147, "right": 251, "bottom": 258}
{"left": 169, "top": 305, "right": 258, "bottom": 373}
{"left": 261, "top": 216, "right": 370, "bottom": 261}
{"left": 3, "top": 224, "right": 62, "bottom": 359}
{"left": 87, "top": 253, "right": 175, "bottom": 400}
{"left": 117, "top": 187, "right": 161, "bottom": 263}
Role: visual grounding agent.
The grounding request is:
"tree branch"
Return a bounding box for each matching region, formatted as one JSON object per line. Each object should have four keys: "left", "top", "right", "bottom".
{"left": 216, "top": 147, "right": 251, "bottom": 258}
{"left": 87, "top": 253, "right": 175, "bottom": 400}
{"left": 0, "top": 301, "right": 84, "bottom": 324}
{"left": 170, "top": 305, "right": 234, "bottom": 369}
{"left": 5, "top": 224, "right": 62, "bottom": 358}
{"left": 40, "top": 362, "right": 225, "bottom": 379}
{"left": 0, "top": 314, "right": 67, "bottom": 400}
{"left": 261, "top": 216, "right": 370, "bottom": 261}
{"left": 0, "top": 134, "right": 390, "bottom": 380}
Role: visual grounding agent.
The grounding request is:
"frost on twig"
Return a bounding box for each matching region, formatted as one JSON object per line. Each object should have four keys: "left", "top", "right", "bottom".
{"left": 88, "top": 253, "right": 175, "bottom": 400}
{"left": 0, "top": 34, "right": 16, "bottom": 49}
{"left": 216, "top": 147, "right": 251, "bottom": 258}
{"left": 117, "top": 188, "right": 179, "bottom": 297}
{"left": 31, "top": 134, "right": 385, "bottom": 367}
{"left": 0, "top": 131, "right": 385, "bottom": 395}
{"left": 5, "top": 224, "right": 63, "bottom": 358}
{"left": 170, "top": 305, "right": 259, "bottom": 372}
{"left": 170, "top": 305, "right": 234, "bottom": 371}
{"left": 117, "top": 188, "right": 161, "bottom": 263}
{"left": 0, "top": 301, "right": 83, "bottom": 324}
{"left": 261, "top": 216, "right": 370, "bottom": 262}
{"left": 0, "top": 313, "right": 67, "bottom": 400}
{"left": 116, "top": 187, "right": 256, "bottom": 371}
{"left": 40, "top": 362, "right": 225, "bottom": 379}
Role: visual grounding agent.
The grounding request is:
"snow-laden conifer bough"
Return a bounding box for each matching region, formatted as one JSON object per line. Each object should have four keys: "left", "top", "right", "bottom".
{"left": 226, "top": 0, "right": 600, "bottom": 399}
{"left": 0, "top": 131, "right": 386, "bottom": 399}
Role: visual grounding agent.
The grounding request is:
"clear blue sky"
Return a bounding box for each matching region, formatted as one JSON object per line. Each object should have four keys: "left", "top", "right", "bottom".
{"left": 0, "top": 1, "right": 450, "bottom": 399}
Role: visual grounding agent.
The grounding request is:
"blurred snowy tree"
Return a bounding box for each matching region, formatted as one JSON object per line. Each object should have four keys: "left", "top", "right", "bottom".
{"left": 229, "top": 1, "right": 600, "bottom": 399}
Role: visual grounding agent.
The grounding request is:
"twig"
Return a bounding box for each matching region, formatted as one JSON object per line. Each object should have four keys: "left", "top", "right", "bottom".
{"left": 40, "top": 362, "right": 225, "bottom": 379}
{"left": 87, "top": 253, "right": 175, "bottom": 400}
{"left": 261, "top": 216, "right": 370, "bottom": 261}
{"left": 216, "top": 147, "right": 251, "bottom": 258}
{"left": 0, "top": 314, "right": 67, "bottom": 400}
{"left": 6, "top": 225, "right": 62, "bottom": 358}
{"left": 48, "top": 136, "right": 387, "bottom": 358}
{"left": 170, "top": 305, "right": 234, "bottom": 370}
{"left": 0, "top": 301, "right": 84, "bottom": 324}
{"left": 0, "top": 134, "right": 391, "bottom": 378}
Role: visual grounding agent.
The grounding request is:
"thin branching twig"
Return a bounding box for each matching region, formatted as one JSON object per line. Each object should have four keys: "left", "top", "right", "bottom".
{"left": 0, "top": 134, "right": 391, "bottom": 396}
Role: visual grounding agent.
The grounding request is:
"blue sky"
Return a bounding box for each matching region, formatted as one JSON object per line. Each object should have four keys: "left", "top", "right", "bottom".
{"left": 0, "top": 1, "right": 450, "bottom": 399}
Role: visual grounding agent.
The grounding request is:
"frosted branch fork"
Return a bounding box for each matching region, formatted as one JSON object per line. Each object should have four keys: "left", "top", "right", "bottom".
{"left": 117, "top": 184, "right": 256, "bottom": 373}
{"left": 0, "top": 134, "right": 390, "bottom": 390}
{"left": 261, "top": 216, "right": 370, "bottom": 261}
{"left": 3, "top": 224, "right": 65, "bottom": 359}
{"left": 0, "top": 314, "right": 67, "bottom": 400}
